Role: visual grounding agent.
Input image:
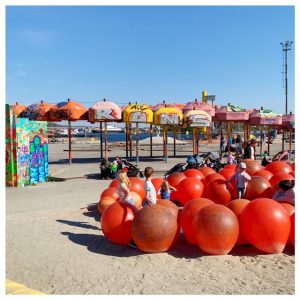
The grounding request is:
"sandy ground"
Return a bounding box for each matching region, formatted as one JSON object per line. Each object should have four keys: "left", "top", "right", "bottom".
{"left": 5, "top": 140, "right": 295, "bottom": 295}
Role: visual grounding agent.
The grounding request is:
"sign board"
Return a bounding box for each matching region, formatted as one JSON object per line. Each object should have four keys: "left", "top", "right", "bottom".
{"left": 204, "top": 95, "right": 216, "bottom": 101}
{"left": 94, "top": 109, "right": 115, "bottom": 120}
{"left": 159, "top": 113, "right": 179, "bottom": 125}
{"left": 188, "top": 114, "right": 211, "bottom": 127}
{"left": 130, "top": 112, "right": 147, "bottom": 122}
{"left": 263, "top": 118, "right": 279, "bottom": 125}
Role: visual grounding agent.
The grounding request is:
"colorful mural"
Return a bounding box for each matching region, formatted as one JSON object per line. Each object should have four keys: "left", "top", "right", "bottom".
{"left": 5, "top": 106, "right": 48, "bottom": 187}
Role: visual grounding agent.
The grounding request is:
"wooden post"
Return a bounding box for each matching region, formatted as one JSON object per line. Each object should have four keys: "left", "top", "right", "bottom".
{"left": 150, "top": 123, "right": 153, "bottom": 158}
{"left": 267, "top": 126, "right": 270, "bottom": 155}
{"left": 260, "top": 127, "right": 263, "bottom": 157}
{"left": 68, "top": 120, "right": 72, "bottom": 164}
{"left": 282, "top": 128, "right": 285, "bottom": 152}
{"left": 100, "top": 122, "right": 103, "bottom": 159}
{"left": 136, "top": 122, "right": 139, "bottom": 164}
{"left": 163, "top": 126, "right": 168, "bottom": 162}
{"left": 129, "top": 123, "right": 132, "bottom": 160}
{"left": 173, "top": 127, "right": 176, "bottom": 157}
{"left": 125, "top": 123, "right": 128, "bottom": 158}
{"left": 289, "top": 128, "right": 292, "bottom": 151}
{"left": 104, "top": 121, "right": 108, "bottom": 160}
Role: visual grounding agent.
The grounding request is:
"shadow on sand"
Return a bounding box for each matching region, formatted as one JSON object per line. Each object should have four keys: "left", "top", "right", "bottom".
{"left": 56, "top": 219, "right": 99, "bottom": 231}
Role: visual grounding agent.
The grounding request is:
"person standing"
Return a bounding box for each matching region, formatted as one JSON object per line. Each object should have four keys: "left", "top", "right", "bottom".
{"left": 143, "top": 167, "right": 157, "bottom": 206}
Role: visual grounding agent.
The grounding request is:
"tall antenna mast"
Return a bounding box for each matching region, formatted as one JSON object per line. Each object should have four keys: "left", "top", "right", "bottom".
{"left": 280, "top": 40, "right": 293, "bottom": 115}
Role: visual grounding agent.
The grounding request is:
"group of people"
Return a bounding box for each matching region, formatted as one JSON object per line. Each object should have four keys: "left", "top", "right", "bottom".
{"left": 220, "top": 134, "right": 243, "bottom": 154}
{"left": 100, "top": 156, "right": 125, "bottom": 179}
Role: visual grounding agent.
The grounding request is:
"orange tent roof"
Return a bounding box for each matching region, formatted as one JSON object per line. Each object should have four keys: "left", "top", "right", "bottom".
{"left": 10, "top": 102, "right": 27, "bottom": 117}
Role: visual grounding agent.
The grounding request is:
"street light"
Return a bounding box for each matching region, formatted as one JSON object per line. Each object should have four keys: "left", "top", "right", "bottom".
{"left": 280, "top": 40, "right": 293, "bottom": 115}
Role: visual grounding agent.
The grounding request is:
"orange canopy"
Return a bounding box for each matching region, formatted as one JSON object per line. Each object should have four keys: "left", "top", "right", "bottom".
{"left": 50, "top": 99, "right": 88, "bottom": 121}
{"left": 22, "top": 101, "right": 52, "bottom": 121}
{"left": 10, "top": 102, "right": 26, "bottom": 117}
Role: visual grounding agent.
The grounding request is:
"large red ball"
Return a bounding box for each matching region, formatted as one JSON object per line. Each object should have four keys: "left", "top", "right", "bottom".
{"left": 129, "top": 177, "right": 145, "bottom": 199}
{"left": 109, "top": 179, "right": 119, "bottom": 188}
{"left": 227, "top": 199, "right": 251, "bottom": 245}
{"left": 193, "top": 204, "right": 239, "bottom": 255}
{"left": 224, "top": 164, "right": 237, "bottom": 170}
{"left": 199, "top": 166, "right": 215, "bottom": 177}
{"left": 157, "top": 199, "right": 179, "bottom": 218}
{"left": 101, "top": 202, "right": 138, "bottom": 245}
{"left": 289, "top": 213, "right": 295, "bottom": 246}
{"left": 100, "top": 187, "right": 120, "bottom": 201}
{"left": 280, "top": 202, "right": 295, "bottom": 216}
{"left": 176, "top": 177, "right": 204, "bottom": 205}
{"left": 166, "top": 172, "right": 186, "bottom": 187}
{"left": 240, "top": 198, "right": 291, "bottom": 253}
{"left": 219, "top": 168, "right": 235, "bottom": 180}
{"left": 181, "top": 198, "right": 214, "bottom": 244}
{"left": 265, "top": 161, "right": 292, "bottom": 174}
{"left": 241, "top": 159, "right": 262, "bottom": 175}
{"left": 183, "top": 169, "right": 205, "bottom": 180}
{"left": 205, "top": 179, "right": 235, "bottom": 205}
{"left": 243, "top": 176, "right": 272, "bottom": 200}
{"left": 151, "top": 177, "right": 165, "bottom": 192}
{"left": 269, "top": 172, "right": 294, "bottom": 186}
{"left": 203, "top": 173, "right": 225, "bottom": 186}
{"left": 132, "top": 205, "right": 178, "bottom": 253}
{"left": 98, "top": 196, "right": 116, "bottom": 215}
{"left": 253, "top": 170, "right": 273, "bottom": 181}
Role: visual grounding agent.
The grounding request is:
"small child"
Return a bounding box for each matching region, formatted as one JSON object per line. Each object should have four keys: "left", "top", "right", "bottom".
{"left": 157, "top": 181, "right": 176, "bottom": 200}
{"left": 117, "top": 170, "right": 134, "bottom": 205}
{"left": 273, "top": 179, "right": 295, "bottom": 205}
{"left": 110, "top": 160, "right": 118, "bottom": 179}
{"left": 227, "top": 152, "right": 235, "bottom": 165}
{"left": 143, "top": 167, "right": 157, "bottom": 206}
{"left": 261, "top": 151, "right": 270, "bottom": 167}
{"left": 228, "top": 162, "right": 251, "bottom": 199}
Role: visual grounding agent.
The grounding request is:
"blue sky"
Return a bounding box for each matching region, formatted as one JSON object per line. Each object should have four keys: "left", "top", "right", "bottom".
{"left": 6, "top": 6, "right": 295, "bottom": 115}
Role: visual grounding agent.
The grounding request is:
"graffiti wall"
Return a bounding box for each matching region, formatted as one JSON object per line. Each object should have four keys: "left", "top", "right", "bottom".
{"left": 6, "top": 106, "right": 48, "bottom": 187}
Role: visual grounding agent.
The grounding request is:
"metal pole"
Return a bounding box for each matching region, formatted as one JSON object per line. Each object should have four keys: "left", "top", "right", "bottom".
{"left": 267, "top": 126, "right": 270, "bottom": 155}
{"left": 282, "top": 128, "right": 285, "bottom": 152}
{"left": 289, "top": 128, "right": 292, "bottom": 151}
{"left": 129, "top": 123, "right": 132, "bottom": 160}
{"left": 173, "top": 127, "right": 176, "bottom": 157}
{"left": 260, "top": 127, "right": 262, "bottom": 157}
{"left": 104, "top": 121, "right": 108, "bottom": 160}
{"left": 125, "top": 123, "right": 128, "bottom": 158}
{"left": 163, "top": 126, "right": 168, "bottom": 162}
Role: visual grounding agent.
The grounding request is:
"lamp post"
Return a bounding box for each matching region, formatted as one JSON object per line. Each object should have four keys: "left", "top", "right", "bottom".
{"left": 280, "top": 41, "right": 293, "bottom": 115}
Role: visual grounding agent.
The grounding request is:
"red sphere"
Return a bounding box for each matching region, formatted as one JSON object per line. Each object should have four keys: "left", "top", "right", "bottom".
{"left": 157, "top": 199, "right": 179, "bottom": 219}
{"left": 199, "top": 166, "right": 215, "bottom": 177}
{"left": 129, "top": 177, "right": 145, "bottom": 199}
{"left": 289, "top": 213, "right": 295, "bottom": 246}
{"left": 101, "top": 202, "right": 138, "bottom": 245}
{"left": 290, "top": 171, "right": 295, "bottom": 178}
{"left": 151, "top": 177, "right": 165, "bottom": 192}
{"left": 100, "top": 187, "right": 120, "bottom": 201}
{"left": 98, "top": 196, "right": 116, "bottom": 215}
{"left": 244, "top": 176, "right": 272, "bottom": 200}
{"left": 176, "top": 177, "right": 204, "bottom": 206}
{"left": 109, "top": 179, "right": 119, "bottom": 188}
{"left": 132, "top": 205, "right": 178, "bottom": 253}
{"left": 269, "top": 172, "right": 294, "bottom": 186}
{"left": 205, "top": 179, "right": 235, "bottom": 205}
{"left": 181, "top": 198, "right": 214, "bottom": 244}
{"left": 290, "top": 162, "right": 295, "bottom": 171}
{"left": 280, "top": 202, "right": 295, "bottom": 216}
{"left": 203, "top": 173, "right": 225, "bottom": 186}
{"left": 219, "top": 168, "right": 235, "bottom": 180}
{"left": 240, "top": 198, "right": 291, "bottom": 253}
{"left": 253, "top": 170, "right": 273, "bottom": 181}
{"left": 166, "top": 172, "right": 186, "bottom": 187}
{"left": 241, "top": 159, "right": 262, "bottom": 176}
{"left": 193, "top": 204, "right": 239, "bottom": 255}
{"left": 183, "top": 169, "right": 205, "bottom": 180}
{"left": 224, "top": 164, "right": 237, "bottom": 170}
{"left": 265, "top": 161, "right": 292, "bottom": 174}
{"left": 227, "top": 199, "right": 251, "bottom": 245}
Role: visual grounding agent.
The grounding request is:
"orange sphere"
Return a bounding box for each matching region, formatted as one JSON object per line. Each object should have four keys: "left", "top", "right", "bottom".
{"left": 151, "top": 177, "right": 165, "bottom": 192}
{"left": 129, "top": 177, "right": 145, "bottom": 199}
{"left": 183, "top": 169, "right": 205, "bottom": 180}
{"left": 265, "top": 161, "right": 292, "bottom": 174}
{"left": 289, "top": 213, "right": 295, "bottom": 246}
{"left": 157, "top": 199, "right": 179, "bottom": 218}
{"left": 100, "top": 187, "right": 119, "bottom": 201}
{"left": 109, "top": 179, "right": 119, "bottom": 188}
{"left": 101, "top": 202, "right": 138, "bottom": 245}
{"left": 224, "top": 164, "right": 237, "bottom": 170}
{"left": 227, "top": 199, "right": 251, "bottom": 245}
{"left": 205, "top": 179, "right": 235, "bottom": 205}
{"left": 176, "top": 177, "right": 204, "bottom": 206}
{"left": 166, "top": 172, "right": 186, "bottom": 187}
{"left": 290, "top": 171, "right": 295, "bottom": 178}
{"left": 240, "top": 198, "right": 291, "bottom": 253}
{"left": 290, "top": 162, "right": 295, "bottom": 171}
{"left": 280, "top": 202, "right": 295, "bottom": 216}
{"left": 244, "top": 176, "right": 272, "bottom": 200}
{"left": 132, "top": 205, "right": 178, "bottom": 253}
{"left": 98, "top": 196, "right": 116, "bottom": 215}
{"left": 219, "top": 168, "right": 235, "bottom": 180}
{"left": 269, "top": 172, "right": 294, "bottom": 186}
{"left": 193, "top": 204, "right": 239, "bottom": 255}
{"left": 199, "top": 166, "right": 215, "bottom": 177}
{"left": 253, "top": 169, "right": 273, "bottom": 181}
{"left": 203, "top": 173, "right": 225, "bottom": 186}
{"left": 181, "top": 198, "right": 214, "bottom": 244}
{"left": 241, "top": 159, "right": 262, "bottom": 176}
